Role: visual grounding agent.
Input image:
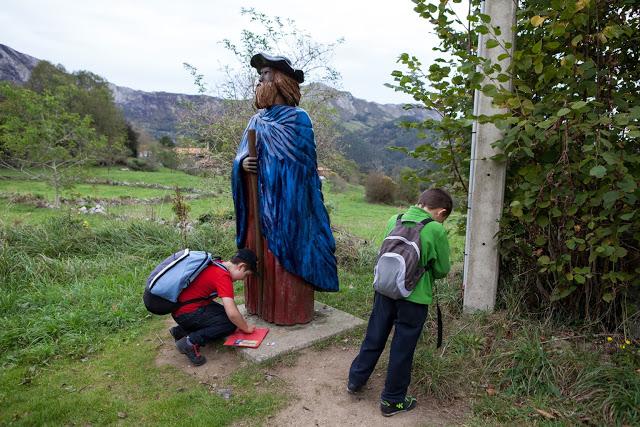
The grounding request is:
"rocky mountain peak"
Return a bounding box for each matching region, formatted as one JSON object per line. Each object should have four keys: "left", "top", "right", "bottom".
{"left": 0, "top": 44, "right": 39, "bottom": 84}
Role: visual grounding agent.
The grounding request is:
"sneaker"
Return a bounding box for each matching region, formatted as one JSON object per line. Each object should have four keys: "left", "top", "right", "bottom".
{"left": 380, "top": 396, "right": 417, "bottom": 417}
{"left": 347, "top": 382, "right": 363, "bottom": 394}
{"left": 175, "top": 337, "right": 206, "bottom": 366}
{"left": 169, "top": 326, "right": 185, "bottom": 341}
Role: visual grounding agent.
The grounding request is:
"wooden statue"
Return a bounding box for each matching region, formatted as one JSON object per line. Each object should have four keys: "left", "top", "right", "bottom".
{"left": 231, "top": 53, "right": 339, "bottom": 325}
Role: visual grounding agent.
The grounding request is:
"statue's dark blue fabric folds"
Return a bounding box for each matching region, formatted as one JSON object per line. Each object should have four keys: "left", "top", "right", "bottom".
{"left": 232, "top": 105, "right": 339, "bottom": 292}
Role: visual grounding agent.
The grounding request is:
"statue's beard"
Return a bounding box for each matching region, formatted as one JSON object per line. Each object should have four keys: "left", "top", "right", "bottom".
{"left": 254, "top": 81, "right": 279, "bottom": 109}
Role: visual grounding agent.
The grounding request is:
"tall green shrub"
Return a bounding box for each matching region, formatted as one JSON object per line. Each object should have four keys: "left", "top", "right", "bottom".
{"left": 391, "top": 0, "right": 639, "bottom": 325}
{"left": 365, "top": 172, "right": 397, "bottom": 204}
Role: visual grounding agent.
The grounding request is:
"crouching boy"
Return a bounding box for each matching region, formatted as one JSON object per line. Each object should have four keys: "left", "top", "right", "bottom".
{"left": 170, "top": 249, "right": 257, "bottom": 366}
{"left": 347, "top": 188, "right": 452, "bottom": 416}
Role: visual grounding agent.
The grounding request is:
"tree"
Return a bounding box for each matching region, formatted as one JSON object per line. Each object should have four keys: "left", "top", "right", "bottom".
{"left": 71, "top": 70, "right": 128, "bottom": 165}
{"left": 387, "top": 2, "right": 479, "bottom": 196}
{"left": 124, "top": 122, "right": 140, "bottom": 158}
{"left": 390, "top": 0, "right": 639, "bottom": 326}
{"left": 25, "top": 61, "right": 73, "bottom": 93}
{"left": 26, "top": 61, "right": 129, "bottom": 166}
{"left": 0, "top": 83, "right": 105, "bottom": 207}
{"left": 178, "top": 8, "right": 347, "bottom": 174}
{"left": 159, "top": 135, "right": 175, "bottom": 148}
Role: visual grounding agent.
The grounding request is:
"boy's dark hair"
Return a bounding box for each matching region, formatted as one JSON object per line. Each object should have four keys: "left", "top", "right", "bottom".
{"left": 231, "top": 248, "right": 257, "bottom": 273}
{"left": 417, "top": 188, "right": 453, "bottom": 215}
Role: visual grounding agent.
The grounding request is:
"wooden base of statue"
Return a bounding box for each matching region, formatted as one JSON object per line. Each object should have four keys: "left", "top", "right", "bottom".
{"left": 243, "top": 180, "right": 315, "bottom": 325}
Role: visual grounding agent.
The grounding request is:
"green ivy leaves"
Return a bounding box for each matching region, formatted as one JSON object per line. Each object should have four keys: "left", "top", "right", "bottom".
{"left": 398, "top": 0, "right": 638, "bottom": 319}
{"left": 589, "top": 165, "right": 607, "bottom": 178}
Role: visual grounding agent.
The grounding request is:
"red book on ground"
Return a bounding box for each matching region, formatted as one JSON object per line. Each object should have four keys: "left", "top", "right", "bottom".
{"left": 223, "top": 328, "right": 270, "bottom": 348}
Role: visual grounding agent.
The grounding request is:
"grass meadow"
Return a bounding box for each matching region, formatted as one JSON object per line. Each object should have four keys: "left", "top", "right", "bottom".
{"left": 1, "top": 167, "right": 638, "bottom": 426}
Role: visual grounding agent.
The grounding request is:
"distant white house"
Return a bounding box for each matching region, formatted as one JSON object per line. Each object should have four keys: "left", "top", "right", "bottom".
{"left": 174, "top": 147, "right": 210, "bottom": 158}
{"left": 317, "top": 166, "right": 331, "bottom": 177}
{"left": 137, "top": 141, "right": 153, "bottom": 158}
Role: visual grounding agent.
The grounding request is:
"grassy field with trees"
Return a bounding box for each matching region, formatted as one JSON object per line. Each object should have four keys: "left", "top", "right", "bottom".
{"left": 1, "top": 1, "right": 638, "bottom": 424}
{"left": 1, "top": 167, "right": 638, "bottom": 425}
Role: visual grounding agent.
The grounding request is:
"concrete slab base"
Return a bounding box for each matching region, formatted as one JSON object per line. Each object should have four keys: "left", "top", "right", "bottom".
{"left": 235, "top": 301, "right": 365, "bottom": 363}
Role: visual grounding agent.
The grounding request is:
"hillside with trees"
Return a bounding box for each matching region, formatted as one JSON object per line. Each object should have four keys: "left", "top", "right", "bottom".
{"left": 0, "top": 42, "right": 438, "bottom": 178}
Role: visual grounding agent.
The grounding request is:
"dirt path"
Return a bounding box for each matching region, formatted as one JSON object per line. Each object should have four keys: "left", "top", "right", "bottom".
{"left": 263, "top": 346, "right": 469, "bottom": 427}
{"left": 156, "top": 321, "right": 469, "bottom": 426}
{"left": 156, "top": 327, "right": 243, "bottom": 387}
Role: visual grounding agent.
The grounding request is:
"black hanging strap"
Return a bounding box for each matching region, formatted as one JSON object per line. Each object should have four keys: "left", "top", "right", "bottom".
{"left": 433, "top": 268, "right": 443, "bottom": 349}
{"left": 436, "top": 302, "right": 443, "bottom": 348}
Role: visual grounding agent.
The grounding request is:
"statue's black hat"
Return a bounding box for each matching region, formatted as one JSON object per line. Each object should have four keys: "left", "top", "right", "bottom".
{"left": 250, "top": 52, "right": 304, "bottom": 83}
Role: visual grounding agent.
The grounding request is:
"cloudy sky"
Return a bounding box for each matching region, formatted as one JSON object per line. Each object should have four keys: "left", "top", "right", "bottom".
{"left": 2, "top": 0, "right": 442, "bottom": 104}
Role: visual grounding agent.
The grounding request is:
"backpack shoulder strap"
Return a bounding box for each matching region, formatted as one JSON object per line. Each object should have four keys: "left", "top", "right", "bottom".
{"left": 179, "top": 260, "right": 221, "bottom": 308}
{"left": 419, "top": 217, "right": 434, "bottom": 226}
{"left": 177, "top": 296, "right": 214, "bottom": 307}
{"left": 211, "top": 260, "right": 227, "bottom": 271}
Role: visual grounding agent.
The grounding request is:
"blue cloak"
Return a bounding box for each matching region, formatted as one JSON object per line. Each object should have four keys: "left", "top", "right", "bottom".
{"left": 232, "top": 105, "right": 339, "bottom": 292}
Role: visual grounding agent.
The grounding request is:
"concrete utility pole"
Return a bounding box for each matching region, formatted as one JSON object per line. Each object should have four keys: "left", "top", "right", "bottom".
{"left": 463, "top": 0, "right": 517, "bottom": 313}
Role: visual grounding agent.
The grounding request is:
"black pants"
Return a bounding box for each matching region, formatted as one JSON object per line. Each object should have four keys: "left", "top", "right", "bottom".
{"left": 172, "top": 301, "right": 236, "bottom": 346}
{"left": 348, "top": 292, "right": 428, "bottom": 402}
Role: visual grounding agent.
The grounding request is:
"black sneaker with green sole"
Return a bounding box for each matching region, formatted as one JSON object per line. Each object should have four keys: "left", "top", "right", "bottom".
{"left": 380, "top": 395, "right": 417, "bottom": 417}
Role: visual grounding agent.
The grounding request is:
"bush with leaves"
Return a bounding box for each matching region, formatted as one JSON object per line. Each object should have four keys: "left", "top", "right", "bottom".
{"left": 494, "top": 1, "right": 639, "bottom": 324}
{"left": 365, "top": 172, "right": 397, "bottom": 205}
{"left": 390, "top": 0, "right": 639, "bottom": 326}
{"left": 125, "top": 157, "right": 159, "bottom": 172}
{"left": 395, "top": 167, "right": 422, "bottom": 204}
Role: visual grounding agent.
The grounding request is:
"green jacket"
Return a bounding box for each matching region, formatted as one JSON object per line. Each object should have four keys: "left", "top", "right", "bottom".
{"left": 383, "top": 205, "right": 451, "bottom": 305}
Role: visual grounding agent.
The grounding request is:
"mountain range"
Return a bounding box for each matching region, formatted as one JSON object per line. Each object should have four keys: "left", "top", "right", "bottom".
{"left": 0, "top": 43, "right": 436, "bottom": 175}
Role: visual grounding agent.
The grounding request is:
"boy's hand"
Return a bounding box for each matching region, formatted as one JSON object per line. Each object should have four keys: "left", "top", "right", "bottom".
{"left": 221, "top": 297, "right": 256, "bottom": 334}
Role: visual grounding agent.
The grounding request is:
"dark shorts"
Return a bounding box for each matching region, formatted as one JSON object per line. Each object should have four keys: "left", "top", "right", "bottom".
{"left": 172, "top": 301, "right": 236, "bottom": 346}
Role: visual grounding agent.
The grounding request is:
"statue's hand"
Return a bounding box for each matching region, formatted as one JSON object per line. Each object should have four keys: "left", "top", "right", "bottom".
{"left": 242, "top": 156, "right": 258, "bottom": 174}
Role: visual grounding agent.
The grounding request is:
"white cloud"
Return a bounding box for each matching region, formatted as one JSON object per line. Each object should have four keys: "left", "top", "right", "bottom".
{"left": 2, "top": 0, "right": 440, "bottom": 104}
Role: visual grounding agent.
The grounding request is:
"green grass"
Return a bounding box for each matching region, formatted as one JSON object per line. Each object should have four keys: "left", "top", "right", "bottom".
{"left": 1, "top": 166, "right": 638, "bottom": 426}
{"left": 1, "top": 321, "right": 287, "bottom": 426}
{"left": 325, "top": 183, "right": 465, "bottom": 262}
{"left": 85, "top": 166, "right": 228, "bottom": 190}
{"left": 0, "top": 166, "right": 226, "bottom": 191}
{"left": 325, "top": 184, "right": 403, "bottom": 244}
{"left": 0, "top": 215, "right": 287, "bottom": 425}
{"left": 0, "top": 193, "right": 232, "bottom": 226}
{"left": 0, "top": 217, "right": 236, "bottom": 367}
{"left": 108, "top": 195, "right": 234, "bottom": 222}
{"left": 0, "top": 179, "right": 200, "bottom": 201}
{"left": 0, "top": 199, "right": 64, "bottom": 225}
{"left": 412, "top": 309, "right": 640, "bottom": 426}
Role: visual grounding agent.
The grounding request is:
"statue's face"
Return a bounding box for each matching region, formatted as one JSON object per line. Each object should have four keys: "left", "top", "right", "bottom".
{"left": 257, "top": 66, "right": 275, "bottom": 85}
{"left": 254, "top": 66, "right": 279, "bottom": 109}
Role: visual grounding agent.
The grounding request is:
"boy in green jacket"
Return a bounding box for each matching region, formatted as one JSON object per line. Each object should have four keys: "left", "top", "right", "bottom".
{"left": 347, "top": 188, "right": 452, "bottom": 417}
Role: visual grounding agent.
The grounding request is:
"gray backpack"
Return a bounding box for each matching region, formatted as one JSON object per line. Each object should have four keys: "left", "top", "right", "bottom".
{"left": 373, "top": 214, "right": 433, "bottom": 300}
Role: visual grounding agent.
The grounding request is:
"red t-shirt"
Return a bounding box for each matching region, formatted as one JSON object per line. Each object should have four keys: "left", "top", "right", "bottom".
{"left": 172, "top": 263, "right": 234, "bottom": 317}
